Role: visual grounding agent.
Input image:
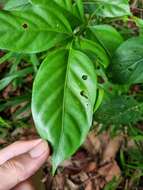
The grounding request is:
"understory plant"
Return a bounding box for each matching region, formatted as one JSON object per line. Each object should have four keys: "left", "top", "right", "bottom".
{"left": 0, "top": 0, "right": 143, "bottom": 174}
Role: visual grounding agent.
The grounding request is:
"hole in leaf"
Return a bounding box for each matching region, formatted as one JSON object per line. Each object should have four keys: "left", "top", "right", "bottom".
{"left": 82, "top": 75, "right": 88, "bottom": 80}
{"left": 97, "top": 66, "right": 100, "bottom": 69}
{"left": 98, "top": 76, "right": 105, "bottom": 84}
{"left": 133, "top": 50, "right": 137, "bottom": 53}
{"left": 22, "top": 23, "right": 28, "bottom": 29}
{"left": 80, "top": 90, "right": 88, "bottom": 99}
{"left": 128, "top": 68, "right": 133, "bottom": 72}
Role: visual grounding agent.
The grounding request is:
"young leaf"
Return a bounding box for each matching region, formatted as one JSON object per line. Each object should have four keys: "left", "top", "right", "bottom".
{"left": 76, "top": 38, "right": 109, "bottom": 68}
{"left": 87, "top": 25, "right": 124, "bottom": 57}
{"left": 0, "top": 5, "right": 72, "bottom": 53}
{"left": 32, "top": 48, "right": 97, "bottom": 173}
{"left": 109, "top": 36, "right": 143, "bottom": 84}
{"left": 84, "top": 0, "right": 131, "bottom": 18}
{"left": 95, "top": 95, "right": 143, "bottom": 127}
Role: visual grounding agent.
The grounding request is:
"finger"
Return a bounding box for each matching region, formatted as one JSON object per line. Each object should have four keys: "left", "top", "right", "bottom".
{"left": 0, "top": 140, "right": 49, "bottom": 190}
{"left": 0, "top": 139, "right": 42, "bottom": 165}
{"left": 13, "top": 179, "right": 35, "bottom": 190}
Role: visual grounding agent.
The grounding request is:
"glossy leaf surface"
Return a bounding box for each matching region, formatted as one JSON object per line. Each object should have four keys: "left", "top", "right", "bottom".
{"left": 76, "top": 38, "right": 109, "bottom": 68}
{"left": 87, "top": 25, "right": 124, "bottom": 57}
{"left": 32, "top": 48, "right": 97, "bottom": 173}
{"left": 109, "top": 37, "right": 143, "bottom": 84}
{"left": 54, "top": 0, "right": 84, "bottom": 20}
{"left": 84, "top": 0, "right": 131, "bottom": 18}
{"left": 0, "top": 5, "right": 72, "bottom": 53}
{"left": 3, "top": 0, "right": 30, "bottom": 10}
{"left": 31, "top": 0, "right": 84, "bottom": 21}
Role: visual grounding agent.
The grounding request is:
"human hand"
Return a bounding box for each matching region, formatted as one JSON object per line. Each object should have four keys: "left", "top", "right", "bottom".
{"left": 0, "top": 139, "right": 50, "bottom": 190}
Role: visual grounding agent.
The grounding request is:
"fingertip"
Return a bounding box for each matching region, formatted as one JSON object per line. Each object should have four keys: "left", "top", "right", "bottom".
{"left": 29, "top": 140, "right": 50, "bottom": 158}
{"left": 13, "top": 179, "right": 35, "bottom": 190}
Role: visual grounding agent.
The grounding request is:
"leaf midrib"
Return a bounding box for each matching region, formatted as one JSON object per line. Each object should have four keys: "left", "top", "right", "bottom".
{"left": 54, "top": 47, "right": 72, "bottom": 162}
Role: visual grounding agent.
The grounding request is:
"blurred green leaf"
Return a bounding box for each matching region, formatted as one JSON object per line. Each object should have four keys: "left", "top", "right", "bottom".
{"left": 0, "top": 67, "right": 33, "bottom": 91}
{"left": 109, "top": 36, "right": 143, "bottom": 84}
{"left": 84, "top": 0, "right": 131, "bottom": 18}
{"left": 0, "top": 94, "right": 31, "bottom": 112}
{"left": 95, "top": 95, "right": 143, "bottom": 126}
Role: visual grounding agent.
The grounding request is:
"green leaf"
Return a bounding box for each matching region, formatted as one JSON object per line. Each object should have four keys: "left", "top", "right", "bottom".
{"left": 94, "top": 87, "right": 104, "bottom": 112}
{"left": 54, "top": 0, "right": 72, "bottom": 11}
{"left": 95, "top": 95, "right": 143, "bottom": 127}
{"left": 0, "top": 67, "right": 33, "bottom": 91}
{"left": 0, "top": 5, "right": 72, "bottom": 53}
{"left": 31, "top": 0, "right": 84, "bottom": 22}
{"left": 87, "top": 25, "right": 124, "bottom": 57}
{"left": 109, "top": 36, "right": 143, "bottom": 84}
{"left": 3, "top": 0, "right": 30, "bottom": 10}
{"left": 0, "top": 94, "right": 31, "bottom": 112}
{"left": 73, "top": 0, "right": 84, "bottom": 20}
{"left": 0, "top": 52, "right": 14, "bottom": 65}
{"left": 0, "top": 117, "right": 10, "bottom": 128}
{"left": 32, "top": 48, "right": 97, "bottom": 173}
{"left": 133, "top": 16, "right": 143, "bottom": 35}
{"left": 75, "top": 38, "right": 109, "bottom": 68}
{"left": 84, "top": 0, "right": 131, "bottom": 18}
{"left": 54, "top": 0, "right": 84, "bottom": 20}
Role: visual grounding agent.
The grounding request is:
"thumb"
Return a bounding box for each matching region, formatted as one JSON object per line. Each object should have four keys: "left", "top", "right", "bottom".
{"left": 0, "top": 140, "right": 49, "bottom": 190}
{"left": 13, "top": 179, "right": 35, "bottom": 190}
{"left": 12, "top": 180, "right": 35, "bottom": 190}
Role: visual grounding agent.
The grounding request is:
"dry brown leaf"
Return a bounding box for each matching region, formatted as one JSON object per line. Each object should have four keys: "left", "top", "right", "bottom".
{"left": 92, "top": 178, "right": 102, "bottom": 190}
{"left": 102, "top": 136, "right": 123, "bottom": 164}
{"left": 84, "top": 131, "right": 101, "bottom": 155}
{"left": 52, "top": 174, "right": 65, "bottom": 190}
{"left": 65, "top": 179, "right": 79, "bottom": 190}
{"left": 70, "top": 172, "right": 89, "bottom": 184}
{"left": 2, "top": 84, "right": 13, "bottom": 99}
{"left": 98, "top": 132, "right": 110, "bottom": 150}
{"left": 0, "top": 138, "right": 7, "bottom": 145}
{"left": 84, "top": 161, "right": 97, "bottom": 173}
{"left": 85, "top": 180, "right": 93, "bottom": 190}
{"left": 98, "top": 161, "right": 121, "bottom": 182}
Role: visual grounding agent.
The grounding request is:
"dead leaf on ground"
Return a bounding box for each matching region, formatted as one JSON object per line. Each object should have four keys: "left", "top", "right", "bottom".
{"left": 85, "top": 180, "right": 93, "bottom": 190}
{"left": 102, "top": 136, "right": 124, "bottom": 164}
{"left": 98, "top": 161, "right": 121, "bottom": 182}
{"left": 84, "top": 130, "right": 101, "bottom": 155}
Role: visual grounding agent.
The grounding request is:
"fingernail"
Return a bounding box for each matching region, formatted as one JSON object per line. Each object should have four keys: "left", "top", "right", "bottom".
{"left": 29, "top": 140, "right": 48, "bottom": 158}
